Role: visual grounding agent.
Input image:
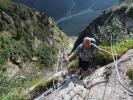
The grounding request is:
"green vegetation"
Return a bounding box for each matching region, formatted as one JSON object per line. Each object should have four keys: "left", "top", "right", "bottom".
{"left": 0, "top": 0, "right": 132, "bottom": 99}
{"left": 121, "top": 0, "right": 133, "bottom": 3}
{"left": 67, "top": 60, "right": 79, "bottom": 72}
{"left": 126, "top": 4, "right": 133, "bottom": 18}
{"left": 0, "top": 74, "right": 50, "bottom": 100}
{"left": 0, "top": 32, "right": 57, "bottom": 69}
{"left": 26, "top": 77, "right": 46, "bottom": 87}
{"left": 126, "top": 68, "right": 133, "bottom": 80}
{"left": 94, "top": 39, "right": 133, "bottom": 65}
{"left": 67, "top": 39, "right": 133, "bottom": 68}
{"left": 94, "top": 9, "right": 133, "bottom": 65}
{"left": 0, "top": 0, "right": 69, "bottom": 69}
{"left": 97, "top": 16, "right": 129, "bottom": 45}
{"left": 126, "top": 63, "right": 133, "bottom": 80}
{"left": 0, "top": 0, "right": 14, "bottom": 8}
{"left": 111, "top": 3, "right": 128, "bottom": 14}
{"left": 27, "top": 76, "right": 59, "bottom": 100}
{"left": 111, "top": 3, "right": 133, "bottom": 18}
{"left": 67, "top": 13, "right": 133, "bottom": 68}
{"left": 0, "top": 71, "right": 27, "bottom": 100}
{"left": 0, "top": 0, "right": 70, "bottom": 99}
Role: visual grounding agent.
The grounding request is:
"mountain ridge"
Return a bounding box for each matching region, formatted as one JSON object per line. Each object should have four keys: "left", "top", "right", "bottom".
{"left": 12, "top": 0, "right": 119, "bottom": 35}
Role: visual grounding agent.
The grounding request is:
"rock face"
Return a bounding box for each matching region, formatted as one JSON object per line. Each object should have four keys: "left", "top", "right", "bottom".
{"left": 35, "top": 49, "right": 133, "bottom": 100}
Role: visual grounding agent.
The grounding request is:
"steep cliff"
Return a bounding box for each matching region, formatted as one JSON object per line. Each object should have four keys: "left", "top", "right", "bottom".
{"left": 0, "top": 0, "right": 70, "bottom": 78}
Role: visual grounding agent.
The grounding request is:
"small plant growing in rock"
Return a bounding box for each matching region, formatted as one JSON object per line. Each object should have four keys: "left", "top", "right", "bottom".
{"left": 67, "top": 60, "right": 79, "bottom": 72}
{"left": 126, "top": 68, "right": 133, "bottom": 80}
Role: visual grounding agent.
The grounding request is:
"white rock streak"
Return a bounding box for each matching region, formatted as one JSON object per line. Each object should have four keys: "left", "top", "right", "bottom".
{"left": 56, "top": 3, "right": 99, "bottom": 24}
{"left": 66, "top": 0, "right": 76, "bottom": 16}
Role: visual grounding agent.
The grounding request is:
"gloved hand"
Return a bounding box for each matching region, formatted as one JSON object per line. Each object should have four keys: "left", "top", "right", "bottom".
{"left": 63, "top": 58, "right": 69, "bottom": 64}
{"left": 63, "top": 59, "right": 69, "bottom": 64}
{"left": 113, "top": 54, "right": 118, "bottom": 57}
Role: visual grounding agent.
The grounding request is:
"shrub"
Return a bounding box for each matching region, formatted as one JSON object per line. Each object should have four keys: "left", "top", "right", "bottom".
{"left": 67, "top": 60, "right": 79, "bottom": 72}
{"left": 112, "top": 4, "right": 128, "bottom": 14}
{"left": 121, "top": 0, "right": 133, "bottom": 3}
{"left": 126, "top": 67, "right": 133, "bottom": 80}
{"left": 35, "top": 44, "right": 57, "bottom": 69}
{"left": 0, "top": 71, "right": 27, "bottom": 100}
{"left": 126, "top": 4, "right": 133, "bottom": 18}
{"left": 94, "top": 39, "right": 133, "bottom": 66}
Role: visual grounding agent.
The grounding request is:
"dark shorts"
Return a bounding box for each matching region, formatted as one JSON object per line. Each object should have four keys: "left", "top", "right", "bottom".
{"left": 79, "top": 58, "right": 90, "bottom": 71}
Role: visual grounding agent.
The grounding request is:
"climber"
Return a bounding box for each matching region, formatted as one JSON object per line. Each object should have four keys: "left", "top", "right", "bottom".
{"left": 66, "top": 37, "right": 117, "bottom": 78}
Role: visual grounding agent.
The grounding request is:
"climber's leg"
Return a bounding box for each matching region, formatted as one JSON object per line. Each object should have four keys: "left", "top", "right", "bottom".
{"left": 78, "top": 58, "right": 90, "bottom": 79}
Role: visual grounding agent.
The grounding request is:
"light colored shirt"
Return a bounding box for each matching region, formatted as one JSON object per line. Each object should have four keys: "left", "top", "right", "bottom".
{"left": 74, "top": 43, "right": 101, "bottom": 61}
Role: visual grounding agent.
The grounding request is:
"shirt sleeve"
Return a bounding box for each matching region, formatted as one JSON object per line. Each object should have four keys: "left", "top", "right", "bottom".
{"left": 91, "top": 43, "right": 102, "bottom": 53}
{"left": 74, "top": 44, "right": 82, "bottom": 55}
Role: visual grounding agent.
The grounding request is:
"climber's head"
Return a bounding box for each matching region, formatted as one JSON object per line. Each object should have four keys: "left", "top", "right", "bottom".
{"left": 83, "top": 37, "right": 91, "bottom": 48}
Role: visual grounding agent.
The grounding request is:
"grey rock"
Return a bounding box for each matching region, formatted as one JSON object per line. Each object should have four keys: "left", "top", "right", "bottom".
{"left": 35, "top": 49, "right": 133, "bottom": 100}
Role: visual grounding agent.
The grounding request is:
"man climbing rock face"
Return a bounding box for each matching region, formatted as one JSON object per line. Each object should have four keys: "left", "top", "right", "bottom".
{"left": 66, "top": 37, "right": 116, "bottom": 78}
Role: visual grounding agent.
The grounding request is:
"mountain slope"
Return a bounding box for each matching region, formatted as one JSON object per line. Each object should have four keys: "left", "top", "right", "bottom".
{"left": 0, "top": 0, "right": 70, "bottom": 77}
{"left": 12, "top": 0, "right": 71, "bottom": 20}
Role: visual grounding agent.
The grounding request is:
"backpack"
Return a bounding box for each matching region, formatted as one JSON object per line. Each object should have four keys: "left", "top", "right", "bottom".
{"left": 89, "top": 38, "right": 96, "bottom": 44}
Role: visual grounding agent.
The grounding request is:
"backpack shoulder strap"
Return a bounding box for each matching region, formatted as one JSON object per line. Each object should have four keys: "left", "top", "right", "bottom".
{"left": 80, "top": 43, "right": 84, "bottom": 52}
{"left": 90, "top": 44, "right": 93, "bottom": 56}
{"left": 90, "top": 43, "right": 96, "bottom": 63}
